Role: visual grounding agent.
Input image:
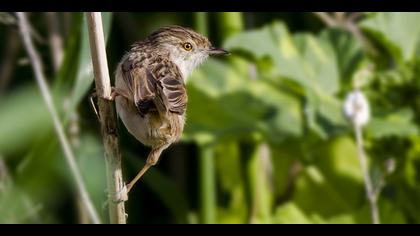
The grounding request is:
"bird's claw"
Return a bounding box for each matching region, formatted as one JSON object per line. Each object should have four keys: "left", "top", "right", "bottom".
{"left": 110, "top": 184, "right": 129, "bottom": 203}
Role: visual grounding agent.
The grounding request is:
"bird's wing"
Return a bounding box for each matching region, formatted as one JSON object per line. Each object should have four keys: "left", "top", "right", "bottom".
{"left": 121, "top": 56, "right": 187, "bottom": 117}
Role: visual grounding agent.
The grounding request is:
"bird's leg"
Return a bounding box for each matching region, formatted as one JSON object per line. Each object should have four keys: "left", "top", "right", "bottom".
{"left": 109, "top": 87, "right": 131, "bottom": 101}
{"left": 126, "top": 146, "right": 165, "bottom": 193}
{"left": 90, "top": 87, "right": 131, "bottom": 120}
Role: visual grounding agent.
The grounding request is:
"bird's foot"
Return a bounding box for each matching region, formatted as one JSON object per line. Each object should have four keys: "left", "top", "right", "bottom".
{"left": 110, "top": 184, "right": 129, "bottom": 203}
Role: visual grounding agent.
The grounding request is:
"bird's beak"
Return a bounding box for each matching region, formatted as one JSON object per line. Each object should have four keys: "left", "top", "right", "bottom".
{"left": 208, "top": 47, "right": 230, "bottom": 56}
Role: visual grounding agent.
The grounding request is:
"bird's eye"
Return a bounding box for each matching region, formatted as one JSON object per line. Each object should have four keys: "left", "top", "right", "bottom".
{"left": 183, "top": 42, "right": 193, "bottom": 51}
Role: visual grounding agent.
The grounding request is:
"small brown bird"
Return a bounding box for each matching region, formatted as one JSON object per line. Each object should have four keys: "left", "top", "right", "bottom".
{"left": 111, "top": 25, "right": 228, "bottom": 192}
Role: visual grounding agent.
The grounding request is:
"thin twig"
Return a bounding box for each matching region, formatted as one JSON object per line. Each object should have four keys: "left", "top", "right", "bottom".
{"left": 313, "top": 12, "right": 337, "bottom": 27}
{"left": 313, "top": 12, "right": 378, "bottom": 56}
{"left": 348, "top": 12, "right": 363, "bottom": 22}
{"left": 16, "top": 12, "right": 101, "bottom": 224}
{"left": 334, "top": 12, "right": 346, "bottom": 23}
{"left": 354, "top": 124, "right": 380, "bottom": 224}
{"left": 0, "top": 13, "right": 45, "bottom": 44}
{"left": 45, "top": 12, "right": 64, "bottom": 73}
{"left": 86, "top": 12, "right": 127, "bottom": 224}
{"left": 345, "top": 20, "right": 378, "bottom": 57}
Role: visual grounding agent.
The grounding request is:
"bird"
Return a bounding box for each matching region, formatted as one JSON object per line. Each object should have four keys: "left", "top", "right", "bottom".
{"left": 111, "top": 25, "right": 229, "bottom": 193}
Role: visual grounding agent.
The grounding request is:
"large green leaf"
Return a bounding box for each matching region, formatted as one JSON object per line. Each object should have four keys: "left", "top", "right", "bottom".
{"left": 183, "top": 59, "right": 302, "bottom": 144}
{"left": 312, "top": 136, "right": 364, "bottom": 207}
{"left": 292, "top": 136, "right": 364, "bottom": 217}
{"left": 224, "top": 21, "right": 340, "bottom": 95}
{"left": 222, "top": 22, "right": 365, "bottom": 96}
{"left": 320, "top": 28, "right": 365, "bottom": 85}
{"left": 223, "top": 21, "right": 362, "bottom": 138}
{"left": 293, "top": 33, "right": 340, "bottom": 95}
{"left": 304, "top": 88, "right": 347, "bottom": 139}
{"left": 360, "top": 12, "right": 420, "bottom": 63}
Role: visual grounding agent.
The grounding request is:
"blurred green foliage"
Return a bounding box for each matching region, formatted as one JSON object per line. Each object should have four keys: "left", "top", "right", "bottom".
{"left": 1, "top": 12, "right": 420, "bottom": 224}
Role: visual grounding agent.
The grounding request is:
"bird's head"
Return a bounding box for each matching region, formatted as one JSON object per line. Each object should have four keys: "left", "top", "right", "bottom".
{"left": 148, "top": 25, "right": 229, "bottom": 78}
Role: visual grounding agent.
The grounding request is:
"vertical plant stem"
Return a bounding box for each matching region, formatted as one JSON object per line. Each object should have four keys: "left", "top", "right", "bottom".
{"left": 217, "top": 12, "right": 244, "bottom": 38}
{"left": 195, "top": 12, "right": 208, "bottom": 36}
{"left": 45, "top": 12, "right": 64, "bottom": 73}
{"left": 194, "top": 12, "right": 216, "bottom": 224}
{"left": 217, "top": 12, "right": 248, "bottom": 75}
{"left": 242, "top": 142, "right": 271, "bottom": 224}
{"left": 16, "top": 12, "right": 101, "bottom": 224}
{"left": 313, "top": 12, "right": 337, "bottom": 27}
{"left": 86, "top": 12, "right": 127, "bottom": 224}
{"left": 76, "top": 195, "right": 90, "bottom": 224}
{"left": 354, "top": 124, "right": 380, "bottom": 224}
{"left": 198, "top": 144, "right": 216, "bottom": 224}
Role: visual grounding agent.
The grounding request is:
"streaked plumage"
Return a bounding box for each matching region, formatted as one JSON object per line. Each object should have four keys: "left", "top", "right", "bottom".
{"left": 114, "top": 25, "right": 228, "bottom": 192}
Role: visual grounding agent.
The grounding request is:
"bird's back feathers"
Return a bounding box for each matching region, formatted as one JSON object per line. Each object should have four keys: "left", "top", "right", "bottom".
{"left": 120, "top": 45, "right": 188, "bottom": 118}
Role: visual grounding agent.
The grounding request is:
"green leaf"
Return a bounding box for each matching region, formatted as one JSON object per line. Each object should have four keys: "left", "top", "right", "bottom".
{"left": 53, "top": 13, "right": 84, "bottom": 95}
{"left": 312, "top": 136, "right": 364, "bottom": 208}
{"left": 68, "top": 12, "right": 113, "bottom": 113}
{"left": 0, "top": 185, "right": 45, "bottom": 223}
{"left": 292, "top": 136, "right": 365, "bottom": 217}
{"left": 73, "top": 134, "right": 107, "bottom": 221}
{"left": 294, "top": 33, "right": 340, "bottom": 94}
{"left": 224, "top": 21, "right": 341, "bottom": 95}
{"left": 223, "top": 21, "right": 360, "bottom": 138}
{"left": 367, "top": 108, "right": 419, "bottom": 138}
{"left": 320, "top": 28, "right": 365, "bottom": 84}
{"left": 224, "top": 22, "right": 306, "bottom": 87}
{"left": 11, "top": 132, "right": 72, "bottom": 223}
{"left": 305, "top": 89, "right": 347, "bottom": 139}
{"left": 273, "top": 202, "right": 316, "bottom": 224}
{"left": 293, "top": 165, "right": 352, "bottom": 216}
{"left": 214, "top": 142, "right": 247, "bottom": 223}
{"left": 0, "top": 86, "right": 52, "bottom": 156}
{"left": 360, "top": 12, "right": 420, "bottom": 63}
{"left": 270, "top": 140, "right": 301, "bottom": 197}
{"left": 244, "top": 143, "right": 273, "bottom": 223}
{"left": 184, "top": 59, "right": 302, "bottom": 143}
{"left": 377, "top": 199, "right": 406, "bottom": 224}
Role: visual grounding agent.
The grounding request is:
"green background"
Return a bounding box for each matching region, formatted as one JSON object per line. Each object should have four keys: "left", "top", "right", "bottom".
{"left": 1, "top": 12, "right": 420, "bottom": 224}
